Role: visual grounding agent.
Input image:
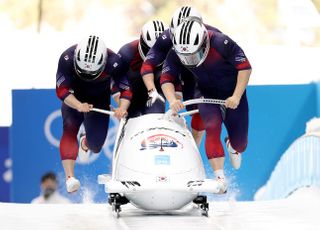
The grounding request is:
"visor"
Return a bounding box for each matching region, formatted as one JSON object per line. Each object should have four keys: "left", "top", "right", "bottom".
{"left": 176, "top": 35, "right": 209, "bottom": 67}
{"left": 74, "top": 61, "right": 105, "bottom": 81}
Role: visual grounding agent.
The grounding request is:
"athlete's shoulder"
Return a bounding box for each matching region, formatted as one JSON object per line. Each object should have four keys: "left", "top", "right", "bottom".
{"left": 106, "top": 48, "right": 127, "bottom": 74}
{"left": 210, "top": 32, "right": 234, "bottom": 48}
{"left": 204, "top": 23, "right": 222, "bottom": 34}
{"left": 163, "top": 49, "right": 181, "bottom": 69}
{"left": 118, "top": 39, "right": 139, "bottom": 60}
{"left": 59, "top": 45, "right": 76, "bottom": 63}
{"left": 119, "top": 40, "right": 139, "bottom": 53}
{"left": 153, "top": 29, "right": 171, "bottom": 48}
{"left": 57, "top": 45, "right": 76, "bottom": 75}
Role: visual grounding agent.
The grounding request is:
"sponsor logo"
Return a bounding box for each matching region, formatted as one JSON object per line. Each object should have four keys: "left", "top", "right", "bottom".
{"left": 224, "top": 39, "right": 229, "bottom": 45}
{"left": 113, "top": 62, "right": 118, "bottom": 68}
{"left": 84, "top": 63, "right": 92, "bottom": 69}
{"left": 162, "top": 34, "right": 167, "bottom": 40}
{"left": 64, "top": 55, "right": 69, "bottom": 61}
{"left": 121, "top": 181, "right": 141, "bottom": 188}
{"left": 140, "top": 134, "right": 183, "bottom": 151}
{"left": 187, "top": 180, "right": 204, "bottom": 187}
{"left": 154, "top": 155, "right": 170, "bottom": 165}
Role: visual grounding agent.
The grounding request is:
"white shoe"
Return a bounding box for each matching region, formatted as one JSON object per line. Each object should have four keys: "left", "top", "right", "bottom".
{"left": 225, "top": 137, "right": 241, "bottom": 170}
{"left": 66, "top": 177, "right": 80, "bottom": 193}
{"left": 216, "top": 176, "right": 227, "bottom": 194}
{"left": 78, "top": 133, "right": 89, "bottom": 162}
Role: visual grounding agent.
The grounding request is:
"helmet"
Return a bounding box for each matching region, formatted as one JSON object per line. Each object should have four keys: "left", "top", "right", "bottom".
{"left": 169, "top": 6, "right": 202, "bottom": 39}
{"left": 172, "top": 20, "right": 209, "bottom": 67}
{"left": 139, "top": 20, "right": 167, "bottom": 60}
{"left": 74, "top": 35, "right": 107, "bottom": 81}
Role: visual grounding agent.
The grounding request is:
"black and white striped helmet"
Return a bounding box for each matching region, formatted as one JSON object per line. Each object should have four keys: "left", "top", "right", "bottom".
{"left": 74, "top": 35, "right": 107, "bottom": 81}
{"left": 139, "top": 20, "right": 167, "bottom": 60}
{"left": 170, "top": 6, "right": 202, "bottom": 39}
{"left": 173, "top": 20, "right": 209, "bottom": 67}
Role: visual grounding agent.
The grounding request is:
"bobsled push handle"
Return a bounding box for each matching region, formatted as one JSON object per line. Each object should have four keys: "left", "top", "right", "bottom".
{"left": 165, "top": 98, "right": 226, "bottom": 118}
{"left": 90, "top": 108, "right": 115, "bottom": 116}
{"left": 182, "top": 98, "right": 225, "bottom": 107}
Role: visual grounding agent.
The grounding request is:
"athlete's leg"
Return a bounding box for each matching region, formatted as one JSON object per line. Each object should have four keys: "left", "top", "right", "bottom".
{"left": 199, "top": 103, "right": 227, "bottom": 193}
{"left": 224, "top": 93, "right": 249, "bottom": 153}
{"left": 191, "top": 113, "right": 205, "bottom": 147}
{"left": 223, "top": 93, "right": 249, "bottom": 169}
{"left": 60, "top": 103, "right": 83, "bottom": 180}
{"left": 83, "top": 102, "right": 110, "bottom": 153}
{"left": 198, "top": 104, "right": 224, "bottom": 171}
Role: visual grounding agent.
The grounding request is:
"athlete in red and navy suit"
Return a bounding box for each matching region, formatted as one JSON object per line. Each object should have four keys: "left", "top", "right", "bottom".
{"left": 141, "top": 24, "right": 222, "bottom": 146}
{"left": 111, "top": 39, "right": 165, "bottom": 118}
{"left": 56, "top": 42, "right": 131, "bottom": 192}
{"left": 161, "top": 22, "right": 252, "bottom": 193}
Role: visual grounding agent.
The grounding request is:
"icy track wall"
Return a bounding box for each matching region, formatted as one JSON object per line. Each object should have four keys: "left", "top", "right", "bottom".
{"left": 5, "top": 83, "right": 320, "bottom": 202}
{"left": 255, "top": 135, "right": 320, "bottom": 200}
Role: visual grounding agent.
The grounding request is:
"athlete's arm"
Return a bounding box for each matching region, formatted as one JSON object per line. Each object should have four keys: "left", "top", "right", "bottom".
{"left": 56, "top": 49, "right": 93, "bottom": 112}
{"left": 64, "top": 94, "right": 93, "bottom": 112}
{"left": 114, "top": 98, "right": 130, "bottom": 119}
{"left": 215, "top": 34, "right": 252, "bottom": 109}
{"left": 225, "top": 69, "right": 251, "bottom": 109}
{"left": 160, "top": 51, "right": 184, "bottom": 114}
{"left": 141, "top": 30, "right": 172, "bottom": 91}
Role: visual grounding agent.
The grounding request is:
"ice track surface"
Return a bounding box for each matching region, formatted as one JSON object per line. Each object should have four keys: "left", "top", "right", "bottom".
{"left": 1, "top": 187, "right": 320, "bottom": 230}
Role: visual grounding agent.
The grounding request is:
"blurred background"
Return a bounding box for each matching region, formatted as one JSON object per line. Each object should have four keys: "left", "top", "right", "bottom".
{"left": 0, "top": 0, "right": 320, "bottom": 203}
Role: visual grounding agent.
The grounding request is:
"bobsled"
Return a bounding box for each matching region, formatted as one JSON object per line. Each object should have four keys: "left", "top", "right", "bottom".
{"left": 93, "top": 98, "right": 225, "bottom": 217}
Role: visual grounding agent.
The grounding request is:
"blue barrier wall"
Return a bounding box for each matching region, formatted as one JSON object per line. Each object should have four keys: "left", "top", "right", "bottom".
{"left": 10, "top": 90, "right": 118, "bottom": 203}
{"left": 190, "top": 84, "right": 317, "bottom": 200}
{"left": 9, "top": 84, "right": 318, "bottom": 202}
{"left": 0, "top": 127, "right": 10, "bottom": 202}
{"left": 228, "top": 84, "right": 317, "bottom": 200}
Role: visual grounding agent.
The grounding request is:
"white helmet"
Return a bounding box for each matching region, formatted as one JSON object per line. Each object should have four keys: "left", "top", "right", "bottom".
{"left": 139, "top": 20, "right": 167, "bottom": 60}
{"left": 172, "top": 20, "right": 209, "bottom": 67}
{"left": 170, "top": 6, "right": 202, "bottom": 39}
{"left": 74, "top": 35, "right": 107, "bottom": 81}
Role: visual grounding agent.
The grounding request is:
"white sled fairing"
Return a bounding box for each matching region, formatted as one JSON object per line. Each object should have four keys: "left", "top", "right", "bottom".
{"left": 99, "top": 113, "right": 221, "bottom": 211}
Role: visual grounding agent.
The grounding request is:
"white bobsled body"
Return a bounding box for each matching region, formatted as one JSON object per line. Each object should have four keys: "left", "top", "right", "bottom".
{"left": 99, "top": 113, "right": 219, "bottom": 211}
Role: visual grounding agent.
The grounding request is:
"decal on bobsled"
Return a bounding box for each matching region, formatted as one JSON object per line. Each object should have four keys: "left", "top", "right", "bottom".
{"left": 130, "top": 127, "right": 186, "bottom": 140}
{"left": 154, "top": 155, "right": 170, "bottom": 165}
{"left": 140, "top": 134, "right": 183, "bottom": 151}
{"left": 187, "top": 180, "right": 205, "bottom": 187}
{"left": 156, "top": 175, "right": 169, "bottom": 183}
{"left": 120, "top": 181, "right": 141, "bottom": 188}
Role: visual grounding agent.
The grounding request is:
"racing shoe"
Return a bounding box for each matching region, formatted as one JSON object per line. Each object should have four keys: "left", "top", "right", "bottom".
{"left": 216, "top": 176, "right": 227, "bottom": 194}
{"left": 66, "top": 176, "right": 80, "bottom": 193}
{"left": 78, "top": 133, "right": 90, "bottom": 162}
{"left": 225, "top": 137, "right": 241, "bottom": 170}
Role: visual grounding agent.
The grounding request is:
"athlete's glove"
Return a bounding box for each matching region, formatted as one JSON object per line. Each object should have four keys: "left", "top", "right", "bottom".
{"left": 146, "top": 89, "right": 165, "bottom": 107}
